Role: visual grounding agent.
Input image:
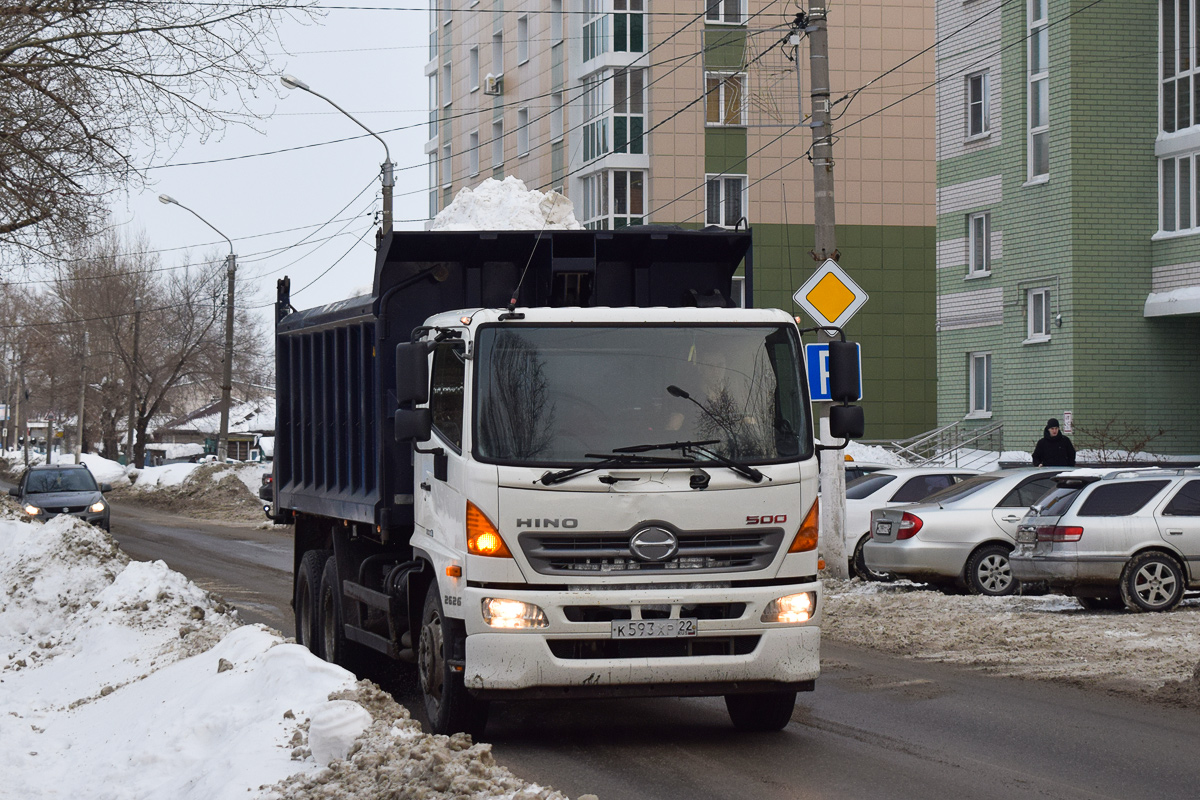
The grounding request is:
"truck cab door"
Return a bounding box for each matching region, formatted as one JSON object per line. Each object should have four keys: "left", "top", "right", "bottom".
{"left": 415, "top": 341, "right": 467, "bottom": 546}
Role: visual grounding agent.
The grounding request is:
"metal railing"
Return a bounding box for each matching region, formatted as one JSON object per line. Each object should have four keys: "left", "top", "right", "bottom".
{"left": 860, "top": 419, "right": 1004, "bottom": 469}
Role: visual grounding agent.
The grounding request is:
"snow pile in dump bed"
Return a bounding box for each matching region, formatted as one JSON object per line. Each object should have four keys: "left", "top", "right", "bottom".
{"left": 0, "top": 514, "right": 576, "bottom": 800}
{"left": 431, "top": 176, "right": 582, "bottom": 231}
{"left": 823, "top": 579, "right": 1200, "bottom": 706}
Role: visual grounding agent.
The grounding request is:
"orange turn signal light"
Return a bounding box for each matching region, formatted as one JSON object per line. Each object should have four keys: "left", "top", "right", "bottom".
{"left": 446, "top": 565, "right": 462, "bottom": 577}
{"left": 788, "top": 498, "right": 819, "bottom": 553}
{"left": 467, "top": 501, "right": 513, "bottom": 558}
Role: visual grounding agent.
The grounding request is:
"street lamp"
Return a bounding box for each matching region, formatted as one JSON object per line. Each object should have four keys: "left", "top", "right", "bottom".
{"left": 159, "top": 193, "right": 236, "bottom": 463}
{"left": 280, "top": 74, "right": 394, "bottom": 236}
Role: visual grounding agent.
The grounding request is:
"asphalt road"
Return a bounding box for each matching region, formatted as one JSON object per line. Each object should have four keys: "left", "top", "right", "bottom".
{"left": 95, "top": 497, "right": 1200, "bottom": 800}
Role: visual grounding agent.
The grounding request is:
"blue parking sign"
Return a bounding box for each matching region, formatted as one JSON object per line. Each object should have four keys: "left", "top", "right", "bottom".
{"left": 806, "top": 343, "right": 862, "bottom": 402}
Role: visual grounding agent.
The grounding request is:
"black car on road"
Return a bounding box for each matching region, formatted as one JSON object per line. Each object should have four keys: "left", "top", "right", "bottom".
{"left": 10, "top": 463, "right": 112, "bottom": 531}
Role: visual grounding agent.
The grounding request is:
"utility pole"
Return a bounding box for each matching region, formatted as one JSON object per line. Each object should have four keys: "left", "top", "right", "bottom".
{"left": 75, "top": 331, "right": 88, "bottom": 464}
{"left": 217, "top": 252, "right": 236, "bottom": 463}
{"left": 805, "top": 3, "right": 849, "bottom": 579}
{"left": 126, "top": 296, "right": 141, "bottom": 467}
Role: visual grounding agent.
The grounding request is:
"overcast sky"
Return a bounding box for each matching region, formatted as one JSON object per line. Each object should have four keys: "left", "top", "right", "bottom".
{"left": 109, "top": 3, "right": 431, "bottom": 326}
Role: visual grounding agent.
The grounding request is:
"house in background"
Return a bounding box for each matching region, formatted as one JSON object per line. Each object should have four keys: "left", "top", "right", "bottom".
{"left": 154, "top": 398, "right": 276, "bottom": 461}
{"left": 934, "top": 0, "right": 1200, "bottom": 452}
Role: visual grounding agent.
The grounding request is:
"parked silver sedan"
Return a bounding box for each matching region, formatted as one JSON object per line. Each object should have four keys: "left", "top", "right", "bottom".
{"left": 843, "top": 467, "right": 980, "bottom": 580}
{"left": 863, "top": 469, "right": 1063, "bottom": 595}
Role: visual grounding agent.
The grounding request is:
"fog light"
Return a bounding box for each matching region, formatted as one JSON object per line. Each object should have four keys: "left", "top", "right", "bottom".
{"left": 761, "top": 592, "right": 815, "bottom": 624}
{"left": 23, "top": 504, "right": 40, "bottom": 516}
{"left": 481, "top": 598, "right": 548, "bottom": 629}
{"left": 89, "top": 501, "right": 106, "bottom": 513}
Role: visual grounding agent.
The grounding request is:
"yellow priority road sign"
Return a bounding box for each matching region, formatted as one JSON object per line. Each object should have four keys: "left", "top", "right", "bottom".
{"left": 793, "top": 259, "right": 868, "bottom": 328}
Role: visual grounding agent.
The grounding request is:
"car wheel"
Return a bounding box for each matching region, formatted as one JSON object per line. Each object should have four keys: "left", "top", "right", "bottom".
{"left": 294, "top": 549, "right": 330, "bottom": 655}
{"left": 853, "top": 535, "right": 893, "bottom": 582}
{"left": 417, "top": 581, "right": 489, "bottom": 737}
{"left": 1119, "top": 552, "right": 1184, "bottom": 613}
{"left": 964, "top": 544, "right": 1018, "bottom": 596}
{"left": 724, "top": 691, "right": 797, "bottom": 731}
{"left": 1076, "top": 595, "right": 1124, "bottom": 611}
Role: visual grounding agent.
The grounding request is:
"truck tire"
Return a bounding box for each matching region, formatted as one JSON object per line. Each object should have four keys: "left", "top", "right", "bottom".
{"left": 295, "top": 549, "right": 331, "bottom": 655}
{"left": 319, "top": 557, "right": 353, "bottom": 669}
{"left": 417, "top": 581, "right": 489, "bottom": 737}
{"left": 724, "top": 691, "right": 797, "bottom": 731}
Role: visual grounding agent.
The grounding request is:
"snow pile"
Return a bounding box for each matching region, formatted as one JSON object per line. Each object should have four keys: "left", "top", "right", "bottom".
{"left": 79, "top": 452, "right": 133, "bottom": 487}
{"left": 824, "top": 579, "right": 1200, "bottom": 703}
{"left": 0, "top": 515, "right": 575, "bottom": 800}
{"left": 431, "top": 176, "right": 581, "bottom": 231}
{"left": 842, "top": 441, "right": 910, "bottom": 467}
{"left": 129, "top": 461, "right": 203, "bottom": 490}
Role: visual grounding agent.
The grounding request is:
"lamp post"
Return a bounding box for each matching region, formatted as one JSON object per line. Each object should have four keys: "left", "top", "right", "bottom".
{"left": 159, "top": 193, "right": 236, "bottom": 463}
{"left": 280, "top": 74, "right": 394, "bottom": 236}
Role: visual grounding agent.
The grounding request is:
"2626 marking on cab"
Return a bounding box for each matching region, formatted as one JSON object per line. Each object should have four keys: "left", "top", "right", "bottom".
{"left": 443, "top": 595, "right": 462, "bottom": 607}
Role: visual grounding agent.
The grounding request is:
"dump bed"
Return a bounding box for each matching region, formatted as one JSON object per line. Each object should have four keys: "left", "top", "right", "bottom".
{"left": 273, "top": 227, "right": 753, "bottom": 532}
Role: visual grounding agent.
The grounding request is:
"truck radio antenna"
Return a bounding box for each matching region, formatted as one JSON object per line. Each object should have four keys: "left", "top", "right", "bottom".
{"left": 506, "top": 193, "right": 565, "bottom": 313}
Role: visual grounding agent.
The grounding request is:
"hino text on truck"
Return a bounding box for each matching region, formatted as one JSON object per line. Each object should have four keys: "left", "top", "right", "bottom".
{"left": 267, "top": 225, "right": 863, "bottom": 735}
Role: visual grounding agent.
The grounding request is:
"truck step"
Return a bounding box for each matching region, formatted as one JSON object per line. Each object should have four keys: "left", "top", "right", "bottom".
{"left": 342, "top": 580, "right": 392, "bottom": 611}
{"left": 344, "top": 624, "right": 398, "bottom": 657}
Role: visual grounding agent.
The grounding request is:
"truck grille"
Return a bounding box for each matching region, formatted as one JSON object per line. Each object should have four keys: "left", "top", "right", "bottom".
{"left": 519, "top": 529, "right": 784, "bottom": 575}
{"left": 547, "top": 635, "right": 761, "bottom": 660}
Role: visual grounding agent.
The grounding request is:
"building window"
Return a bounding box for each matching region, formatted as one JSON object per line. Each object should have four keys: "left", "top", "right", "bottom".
{"left": 469, "top": 47, "right": 479, "bottom": 91}
{"left": 614, "top": 68, "right": 645, "bottom": 154}
{"left": 969, "top": 352, "right": 992, "bottom": 416}
{"left": 583, "top": 0, "right": 609, "bottom": 62}
{"left": 551, "top": 92, "right": 564, "bottom": 140}
{"left": 731, "top": 275, "right": 746, "bottom": 308}
{"left": 551, "top": 0, "right": 563, "bottom": 42}
{"left": 428, "top": 74, "right": 438, "bottom": 138}
{"left": 968, "top": 212, "right": 990, "bottom": 275}
{"left": 967, "top": 71, "right": 990, "bottom": 137}
{"left": 517, "top": 15, "right": 529, "bottom": 64}
{"left": 429, "top": 156, "right": 439, "bottom": 217}
{"left": 1160, "top": 154, "right": 1200, "bottom": 232}
{"left": 614, "top": 0, "right": 644, "bottom": 53}
{"left": 517, "top": 108, "right": 529, "bottom": 155}
{"left": 706, "top": 73, "right": 746, "bottom": 126}
{"left": 706, "top": 175, "right": 747, "bottom": 228}
{"left": 468, "top": 131, "right": 479, "bottom": 176}
{"left": 1027, "top": 288, "right": 1051, "bottom": 340}
{"left": 492, "top": 32, "right": 503, "bottom": 77}
{"left": 1162, "top": 0, "right": 1197, "bottom": 133}
{"left": 442, "top": 62, "right": 452, "bottom": 107}
{"left": 441, "top": 142, "right": 452, "bottom": 187}
{"left": 492, "top": 119, "right": 503, "bottom": 166}
{"left": 1027, "top": 0, "right": 1049, "bottom": 179}
{"left": 582, "top": 72, "right": 609, "bottom": 162}
{"left": 706, "top": 0, "right": 745, "bottom": 24}
{"left": 581, "top": 170, "right": 645, "bottom": 229}
{"left": 429, "top": 4, "right": 438, "bottom": 60}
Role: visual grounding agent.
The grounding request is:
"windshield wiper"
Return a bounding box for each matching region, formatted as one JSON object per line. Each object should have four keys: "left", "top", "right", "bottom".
{"left": 539, "top": 452, "right": 687, "bottom": 486}
{"left": 613, "top": 440, "right": 768, "bottom": 483}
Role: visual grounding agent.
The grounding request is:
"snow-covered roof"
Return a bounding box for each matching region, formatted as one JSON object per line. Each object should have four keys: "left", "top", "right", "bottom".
{"left": 157, "top": 398, "right": 276, "bottom": 436}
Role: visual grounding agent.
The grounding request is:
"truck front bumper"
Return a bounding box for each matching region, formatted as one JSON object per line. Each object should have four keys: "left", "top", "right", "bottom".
{"left": 460, "top": 581, "right": 821, "bottom": 699}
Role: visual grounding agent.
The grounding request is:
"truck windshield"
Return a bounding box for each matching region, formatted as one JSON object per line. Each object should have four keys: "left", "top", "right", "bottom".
{"left": 474, "top": 325, "right": 811, "bottom": 465}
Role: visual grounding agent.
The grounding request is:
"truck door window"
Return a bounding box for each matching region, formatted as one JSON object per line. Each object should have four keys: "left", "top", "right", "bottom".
{"left": 430, "top": 342, "right": 466, "bottom": 450}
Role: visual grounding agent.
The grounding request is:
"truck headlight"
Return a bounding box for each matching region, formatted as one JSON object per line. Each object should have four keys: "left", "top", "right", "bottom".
{"left": 23, "top": 504, "right": 41, "bottom": 516}
{"left": 481, "top": 598, "right": 548, "bottom": 629}
{"left": 89, "top": 501, "right": 106, "bottom": 513}
{"left": 761, "top": 592, "right": 815, "bottom": 624}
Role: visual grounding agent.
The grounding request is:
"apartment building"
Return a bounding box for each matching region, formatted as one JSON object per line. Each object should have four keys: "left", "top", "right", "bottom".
{"left": 427, "top": 0, "right": 936, "bottom": 439}
{"left": 935, "top": 0, "right": 1200, "bottom": 453}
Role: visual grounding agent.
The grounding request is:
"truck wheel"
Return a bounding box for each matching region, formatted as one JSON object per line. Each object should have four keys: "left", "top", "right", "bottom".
{"left": 1119, "top": 552, "right": 1184, "bottom": 612}
{"left": 417, "top": 581, "right": 489, "bottom": 737}
{"left": 295, "top": 549, "right": 330, "bottom": 655}
{"left": 724, "top": 691, "right": 797, "bottom": 731}
{"left": 318, "top": 557, "right": 353, "bottom": 668}
{"left": 964, "top": 544, "right": 1018, "bottom": 596}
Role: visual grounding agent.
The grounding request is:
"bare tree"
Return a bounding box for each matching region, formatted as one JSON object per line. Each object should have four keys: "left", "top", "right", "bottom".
{"left": 0, "top": 1, "right": 316, "bottom": 260}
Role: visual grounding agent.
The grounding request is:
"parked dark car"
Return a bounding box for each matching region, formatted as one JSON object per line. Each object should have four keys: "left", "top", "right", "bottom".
{"left": 10, "top": 463, "right": 112, "bottom": 531}
{"left": 259, "top": 472, "right": 274, "bottom": 502}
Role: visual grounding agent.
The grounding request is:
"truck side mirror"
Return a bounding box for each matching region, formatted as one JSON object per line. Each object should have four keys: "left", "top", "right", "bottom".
{"left": 828, "top": 340, "right": 861, "bottom": 403}
{"left": 396, "top": 342, "right": 432, "bottom": 406}
{"left": 394, "top": 409, "right": 433, "bottom": 442}
{"left": 830, "top": 404, "right": 865, "bottom": 440}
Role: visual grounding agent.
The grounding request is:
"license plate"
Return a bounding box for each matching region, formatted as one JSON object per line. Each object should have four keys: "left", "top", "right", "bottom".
{"left": 611, "top": 618, "right": 698, "bottom": 639}
{"left": 874, "top": 520, "right": 892, "bottom": 537}
{"left": 1017, "top": 528, "right": 1036, "bottom": 544}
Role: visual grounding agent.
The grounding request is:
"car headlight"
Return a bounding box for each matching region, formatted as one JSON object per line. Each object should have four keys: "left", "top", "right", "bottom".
{"left": 761, "top": 592, "right": 815, "bottom": 624}
{"left": 89, "top": 501, "right": 106, "bottom": 513}
{"left": 481, "top": 598, "right": 548, "bottom": 629}
{"left": 23, "top": 504, "right": 41, "bottom": 516}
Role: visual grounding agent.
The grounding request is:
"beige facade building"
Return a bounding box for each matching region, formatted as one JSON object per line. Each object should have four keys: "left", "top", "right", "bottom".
{"left": 427, "top": 0, "right": 939, "bottom": 438}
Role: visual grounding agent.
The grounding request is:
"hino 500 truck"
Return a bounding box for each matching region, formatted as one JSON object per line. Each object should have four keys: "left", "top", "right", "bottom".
{"left": 270, "top": 227, "right": 862, "bottom": 735}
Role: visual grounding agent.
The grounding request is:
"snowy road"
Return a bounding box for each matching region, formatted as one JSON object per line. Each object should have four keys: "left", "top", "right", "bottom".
{"left": 96, "top": 497, "right": 1200, "bottom": 799}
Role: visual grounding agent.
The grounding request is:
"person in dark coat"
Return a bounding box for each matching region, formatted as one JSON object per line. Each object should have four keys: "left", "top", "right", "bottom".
{"left": 1032, "top": 418, "right": 1076, "bottom": 467}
